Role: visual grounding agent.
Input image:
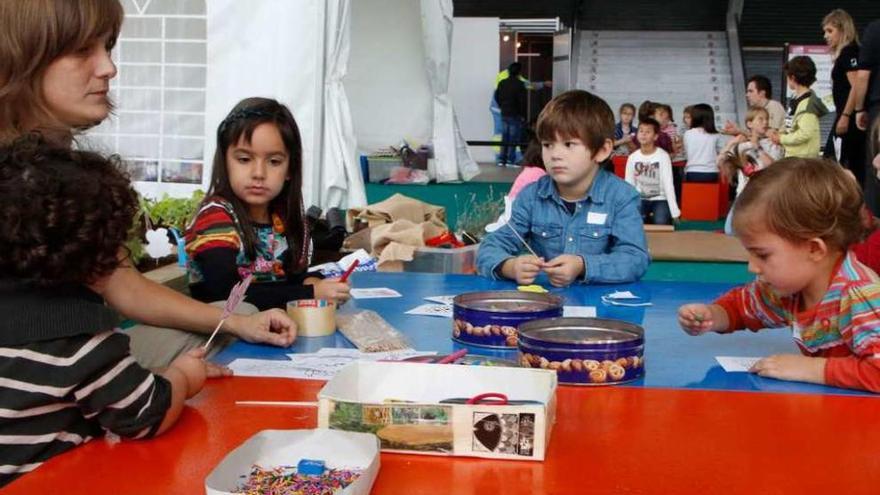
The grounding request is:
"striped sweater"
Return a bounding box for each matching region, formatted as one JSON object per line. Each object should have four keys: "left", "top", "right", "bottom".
{"left": 0, "top": 283, "right": 171, "bottom": 486}
{"left": 715, "top": 251, "right": 880, "bottom": 392}
{"left": 184, "top": 197, "right": 316, "bottom": 310}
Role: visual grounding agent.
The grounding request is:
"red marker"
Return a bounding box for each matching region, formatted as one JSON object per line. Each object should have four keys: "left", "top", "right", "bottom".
{"left": 339, "top": 259, "right": 359, "bottom": 283}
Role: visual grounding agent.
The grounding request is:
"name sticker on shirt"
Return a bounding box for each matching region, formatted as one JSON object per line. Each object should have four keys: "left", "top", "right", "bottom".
{"left": 586, "top": 212, "right": 607, "bottom": 225}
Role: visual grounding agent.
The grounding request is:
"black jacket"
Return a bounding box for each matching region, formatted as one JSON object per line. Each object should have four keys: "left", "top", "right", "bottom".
{"left": 495, "top": 77, "right": 527, "bottom": 118}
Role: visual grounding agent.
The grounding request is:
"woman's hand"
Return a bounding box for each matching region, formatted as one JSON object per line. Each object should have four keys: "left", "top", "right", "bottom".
{"left": 227, "top": 309, "right": 297, "bottom": 347}
{"left": 836, "top": 114, "right": 850, "bottom": 136}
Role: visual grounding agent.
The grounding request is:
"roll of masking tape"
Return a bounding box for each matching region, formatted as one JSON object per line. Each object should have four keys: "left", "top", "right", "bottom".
{"left": 286, "top": 299, "right": 337, "bottom": 337}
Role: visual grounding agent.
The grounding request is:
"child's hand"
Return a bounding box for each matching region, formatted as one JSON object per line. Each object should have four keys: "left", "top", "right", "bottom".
{"left": 722, "top": 120, "right": 739, "bottom": 135}
{"left": 678, "top": 304, "right": 715, "bottom": 335}
{"left": 767, "top": 129, "right": 781, "bottom": 145}
{"left": 169, "top": 347, "right": 209, "bottom": 398}
{"left": 229, "top": 309, "right": 297, "bottom": 347}
{"left": 543, "top": 255, "right": 585, "bottom": 287}
{"left": 511, "top": 255, "right": 544, "bottom": 285}
{"left": 310, "top": 278, "right": 352, "bottom": 304}
{"left": 749, "top": 354, "right": 826, "bottom": 384}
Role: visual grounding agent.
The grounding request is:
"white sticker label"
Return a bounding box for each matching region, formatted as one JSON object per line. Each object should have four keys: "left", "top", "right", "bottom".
{"left": 586, "top": 212, "right": 607, "bottom": 225}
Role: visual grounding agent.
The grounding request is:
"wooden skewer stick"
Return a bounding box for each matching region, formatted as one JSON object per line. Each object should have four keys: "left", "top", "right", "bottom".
{"left": 506, "top": 222, "right": 539, "bottom": 258}
{"left": 235, "top": 400, "right": 319, "bottom": 407}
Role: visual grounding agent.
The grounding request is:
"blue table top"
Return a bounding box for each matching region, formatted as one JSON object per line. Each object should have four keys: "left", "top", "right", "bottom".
{"left": 215, "top": 271, "right": 870, "bottom": 396}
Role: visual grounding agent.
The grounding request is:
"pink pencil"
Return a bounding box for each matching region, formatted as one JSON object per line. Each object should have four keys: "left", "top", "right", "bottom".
{"left": 436, "top": 349, "right": 468, "bottom": 364}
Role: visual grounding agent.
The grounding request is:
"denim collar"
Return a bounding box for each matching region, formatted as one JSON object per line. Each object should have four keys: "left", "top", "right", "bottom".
{"left": 536, "top": 168, "right": 609, "bottom": 206}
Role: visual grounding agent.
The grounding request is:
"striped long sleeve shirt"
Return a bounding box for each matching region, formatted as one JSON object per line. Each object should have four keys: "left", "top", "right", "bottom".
{"left": 715, "top": 251, "right": 880, "bottom": 392}
{"left": 0, "top": 284, "right": 171, "bottom": 486}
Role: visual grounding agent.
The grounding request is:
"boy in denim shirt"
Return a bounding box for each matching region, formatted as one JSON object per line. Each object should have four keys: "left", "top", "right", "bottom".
{"left": 477, "top": 90, "right": 650, "bottom": 286}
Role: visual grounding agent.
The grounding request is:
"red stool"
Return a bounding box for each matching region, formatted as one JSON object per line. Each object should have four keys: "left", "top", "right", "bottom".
{"left": 681, "top": 180, "right": 730, "bottom": 221}
{"left": 612, "top": 155, "right": 628, "bottom": 179}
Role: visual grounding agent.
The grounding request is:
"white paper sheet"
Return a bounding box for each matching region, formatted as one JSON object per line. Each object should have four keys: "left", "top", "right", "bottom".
{"left": 230, "top": 348, "right": 438, "bottom": 381}
{"left": 406, "top": 303, "right": 453, "bottom": 318}
{"left": 715, "top": 356, "right": 761, "bottom": 372}
{"left": 350, "top": 287, "right": 402, "bottom": 299}
{"left": 424, "top": 295, "right": 455, "bottom": 305}
{"left": 562, "top": 306, "right": 597, "bottom": 317}
{"left": 605, "top": 290, "right": 640, "bottom": 299}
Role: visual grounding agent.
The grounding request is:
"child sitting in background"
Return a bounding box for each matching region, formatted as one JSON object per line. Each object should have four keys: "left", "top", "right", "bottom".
{"left": 683, "top": 103, "right": 724, "bottom": 182}
{"left": 678, "top": 158, "right": 880, "bottom": 393}
{"left": 477, "top": 90, "right": 650, "bottom": 287}
{"left": 186, "top": 98, "right": 351, "bottom": 310}
{"left": 632, "top": 100, "right": 673, "bottom": 154}
{"left": 654, "top": 103, "right": 685, "bottom": 161}
{"left": 0, "top": 136, "right": 218, "bottom": 486}
{"left": 613, "top": 102, "right": 637, "bottom": 156}
{"left": 682, "top": 105, "right": 694, "bottom": 131}
{"left": 768, "top": 56, "right": 829, "bottom": 158}
{"left": 625, "top": 118, "right": 680, "bottom": 224}
{"left": 718, "top": 106, "right": 784, "bottom": 235}
{"left": 717, "top": 106, "right": 784, "bottom": 197}
{"left": 508, "top": 138, "right": 547, "bottom": 202}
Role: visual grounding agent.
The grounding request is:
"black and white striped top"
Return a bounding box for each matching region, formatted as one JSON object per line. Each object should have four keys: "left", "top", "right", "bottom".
{"left": 0, "top": 330, "right": 172, "bottom": 486}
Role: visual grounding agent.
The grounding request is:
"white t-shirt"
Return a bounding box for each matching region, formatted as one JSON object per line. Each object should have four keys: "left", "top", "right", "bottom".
{"left": 683, "top": 128, "right": 723, "bottom": 174}
{"left": 625, "top": 148, "right": 681, "bottom": 218}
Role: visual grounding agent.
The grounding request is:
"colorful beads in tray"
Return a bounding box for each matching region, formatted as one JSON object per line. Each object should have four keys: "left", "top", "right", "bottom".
{"left": 237, "top": 465, "right": 361, "bottom": 495}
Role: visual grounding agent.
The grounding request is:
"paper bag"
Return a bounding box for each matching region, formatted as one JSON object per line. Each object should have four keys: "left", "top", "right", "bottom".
{"left": 346, "top": 193, "right": 446, "bottom": 230}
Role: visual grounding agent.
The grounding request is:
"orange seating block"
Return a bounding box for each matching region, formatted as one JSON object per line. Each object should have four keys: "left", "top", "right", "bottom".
{"left": 681, "top": 180, "right": 730, "bottom": 221}
{"left": 612, "top": 155, "right": 628, "bottom": 178}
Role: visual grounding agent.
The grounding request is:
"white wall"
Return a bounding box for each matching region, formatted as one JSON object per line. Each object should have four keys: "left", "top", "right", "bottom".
{"left": 450, "top": 17, "right": 499, "bottom": 164}
{"left": 346, "top": 0, "right": 433, "bottom": 152}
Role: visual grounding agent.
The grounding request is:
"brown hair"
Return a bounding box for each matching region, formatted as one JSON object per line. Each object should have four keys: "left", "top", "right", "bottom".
{"left": 206, "top": 97, "right": 310, "bottom": 272}
{"left": 732, "top": 158, "right": 865, "bottom": 250}
{"left": 0, "top": 133, "right": 136, "bottom": 287}
{"left": 638, "top": 118, "right": 660, "bottom": 135}
{"left": 521, "top": 137, "right": 543, "bottom": 168}
{"left": 619, "top": 102, "right": 636, "bottom": 117}
{"left": 0, "top": 0, "right": 123, "bottom": 144}
{"left": 822, "top": 9, "right": 859, "bottom": 59}
{"left": 637, "top": 100, "right": 656, "bottom": 123}
{"left": 536, "top": 89, "right": 614, "bottom": 155}
{"left": 654, "top": 103, "right": 674, "bottom": 122}
{"left": 783, "top": 56, "right": 817, "bottom": 88}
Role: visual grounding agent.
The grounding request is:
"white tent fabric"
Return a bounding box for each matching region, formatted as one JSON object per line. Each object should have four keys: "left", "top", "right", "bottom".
{"left": 320, "top": 0, "right": 366, "bottom": 209}
{"left": 419, "top": 0, "right": 479, "bottom": 182}
{"left": 206, "top": 0, "right": 357, "bottom": 210}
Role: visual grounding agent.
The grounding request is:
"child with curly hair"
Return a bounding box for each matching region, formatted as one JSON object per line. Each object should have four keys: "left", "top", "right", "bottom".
{"left": 0, "top": 136, "right": 225, "bottom": 485}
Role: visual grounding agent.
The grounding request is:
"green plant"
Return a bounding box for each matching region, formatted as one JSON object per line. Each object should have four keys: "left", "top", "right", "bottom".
{"left": 146, "top": 190, "right": 206, "bottom": 232}
{"left": 126, "top": 190, "right": 205, "bottom": 266}
{"left": 454, "top": 186, "right": 505, "bottom": 241}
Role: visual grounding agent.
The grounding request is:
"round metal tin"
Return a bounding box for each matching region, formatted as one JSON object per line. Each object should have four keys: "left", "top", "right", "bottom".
{"left": 452, "top": 291, "right": 564, "bottom": 349}
{"left": 517, "top": 317, "right": 645, "bottom": 385}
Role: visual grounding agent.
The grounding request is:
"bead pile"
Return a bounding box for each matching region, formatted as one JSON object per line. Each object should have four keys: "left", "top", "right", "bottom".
{"left": 237, "top": 465, "right": 361, "bottom": 495}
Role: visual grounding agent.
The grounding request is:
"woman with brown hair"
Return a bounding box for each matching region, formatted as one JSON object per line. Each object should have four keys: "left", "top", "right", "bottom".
{"left": 822, "top": 8, "right": 866, "bottom": 184}
{"left": 0, "top": 0, "right": 298, "bottom": 368}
